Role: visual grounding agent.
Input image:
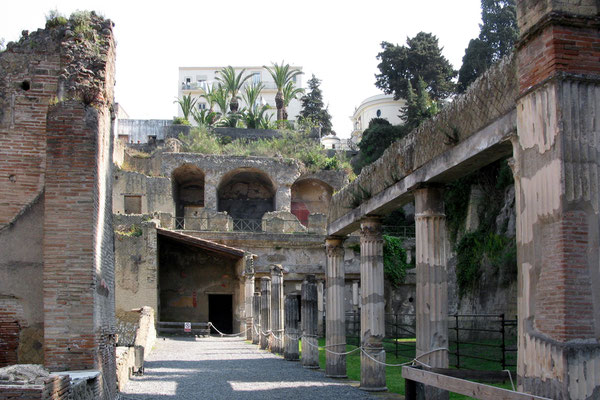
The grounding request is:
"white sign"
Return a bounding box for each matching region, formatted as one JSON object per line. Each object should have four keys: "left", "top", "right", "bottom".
{"left": 184, "top": 322, "right": 191, "bottom": 332}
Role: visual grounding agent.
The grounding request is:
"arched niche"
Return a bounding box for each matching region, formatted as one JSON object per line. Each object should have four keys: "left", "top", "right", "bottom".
{"left": 291, "top": 178, "right": 333, "bottom": 225}
{"left": 172, "top": 164, "right": 205, "bottom": 218}
{"left": 217, "top": 168, "right": 276, "bottom": 223}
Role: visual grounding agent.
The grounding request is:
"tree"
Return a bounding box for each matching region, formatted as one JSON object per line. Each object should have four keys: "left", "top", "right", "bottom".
{"left": 375, "top": 32, "right": 456, "bottom": 102}
{"left": 457, "top": 0, "right": 518, "bottom": 92}
{"left": 264, "top": 62, "right": 303, "bottom": 127}
{"left": 299, "top": 74, "right": 333, "bottom": 135}
{"left": 216, "top": 66, "right": 251, "bottom": 112}
{"left": 353, "top": 119, "right": 408, "bottom": 173}
{"left": 401, "top": 77, "right": 438, "bottom": 130}
{"left": 174, "top": 94, "right": 197, "bottom": 122}
{"left": 241, "top": 82, "right": 271, "bottom": 129}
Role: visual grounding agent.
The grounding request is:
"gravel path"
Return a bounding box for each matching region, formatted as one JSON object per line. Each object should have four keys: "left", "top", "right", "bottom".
{"left": 120, "top": 336, "right": 377, "bottom": 399}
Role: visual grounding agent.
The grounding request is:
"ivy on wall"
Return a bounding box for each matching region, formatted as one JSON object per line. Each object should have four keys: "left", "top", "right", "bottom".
{"left": 350, "top": 235, "right": 411, "bottom": 287}
{"left": 444, "top": 158, "right": 517, "bottom": 297}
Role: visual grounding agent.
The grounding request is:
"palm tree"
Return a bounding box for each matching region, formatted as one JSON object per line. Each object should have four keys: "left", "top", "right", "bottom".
{"left": 242, "top": 82, "right": 270, "bottom": 129}
{"left": 211, "top": 84, "right": 230, "bottom": 117}
{"left": 174, "top": 94, "right": 197, "bottom": 122}
{"left": 216, "top": 66, "right": 251, "bottom": 113}
{"left": 264, "top": 62, "right": 303, "bottom": 127}
{"left": 200, "top": 82, "right": 217, "bottom": 113}
{"left": 282, "top": 81, "right": 304, "bottom": 120}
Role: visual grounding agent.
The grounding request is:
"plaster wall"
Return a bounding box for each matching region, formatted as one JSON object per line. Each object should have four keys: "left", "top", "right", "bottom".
{"left": 112, "top": 170, "right": 173, "bottom": 215}
{"left": 114, "top": 219, "right": 159, "bottom": 316}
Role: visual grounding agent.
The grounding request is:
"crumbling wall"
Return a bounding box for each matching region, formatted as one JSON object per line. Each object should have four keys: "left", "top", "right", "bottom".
{"left": 329, "top": 54, "right": 518, "bottom": 223}
{"left": 0, "top": 12, "right": 117, "bottom": 399}
{"left": 114, "top": 216, "right": 159, "bottom": 315}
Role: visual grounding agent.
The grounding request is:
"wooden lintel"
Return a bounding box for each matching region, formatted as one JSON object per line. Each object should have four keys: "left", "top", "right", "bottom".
{"left": 401, "top": 366, "right": 551, "bottom": 400}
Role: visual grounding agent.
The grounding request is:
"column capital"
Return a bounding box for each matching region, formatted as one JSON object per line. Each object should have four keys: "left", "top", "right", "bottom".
{"left": 325, "top": 237, "right": 345, "bottom": 258}
{"left": 360, "top": 216, "right": 382, "bottom": 240}
{"left": 270, "top": 264, "right": 284, "bottom": 276}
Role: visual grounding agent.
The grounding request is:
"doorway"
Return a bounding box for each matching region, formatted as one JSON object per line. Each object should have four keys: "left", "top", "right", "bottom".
{"left": 208, "top": 294, "right": 233, "bottom": 334}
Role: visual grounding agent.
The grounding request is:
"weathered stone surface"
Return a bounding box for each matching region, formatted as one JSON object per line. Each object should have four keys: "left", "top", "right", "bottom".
{"left": 301, "top": 275, "right": 319, "bottom": 369}
{"left": 262, "top": 211, "right": 306, "bottom": 234}
{"left": 359, "top": 218, "right": 386, "bottom": 391}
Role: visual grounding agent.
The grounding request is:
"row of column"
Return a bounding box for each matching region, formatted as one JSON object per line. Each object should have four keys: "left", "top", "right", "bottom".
{"left": 323, "top": 186, "right": 448, "bottom": 394}
{"left": 245, "top": 186, "right": 447, "bottom": 394}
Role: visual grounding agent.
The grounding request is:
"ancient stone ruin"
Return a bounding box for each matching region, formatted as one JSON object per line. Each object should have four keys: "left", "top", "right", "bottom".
{"left": 0, "top": 1, "right": 599, "bottom": 399}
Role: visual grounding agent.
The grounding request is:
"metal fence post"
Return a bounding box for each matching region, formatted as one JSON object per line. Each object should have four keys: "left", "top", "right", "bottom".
{"left": 395, "top": 313, "right": 398, "bottom": 358}
{"left": 454, "top": 314, "right": 460, "bottom": 369}
{"left": 501, "top": 313, "right": 506, "bottom": 371}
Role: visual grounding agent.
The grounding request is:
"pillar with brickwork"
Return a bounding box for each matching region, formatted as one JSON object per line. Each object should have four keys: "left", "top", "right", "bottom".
{"left": 252, "top": 292, "right": 261, "bottom": 345}
{"left": 284, "top": 294, "right": 300, "bottom": 361}
{"left": 513, "top": 1, "right": 600, "bottom": 398}
{"left": 359, "top": 217, "right": 386, "bottom": 391}
{"left": 414, "top": 186, "right": 449, "bottom": 400}
{"left": 325, "top": 237, "right": 347, "bottom": 378}
{"left": 301, "top": 275, "right": 319, "bottom": 369}
{"left": 244, "top": 257, "right": 255, "bottom": 341}
{"left": 270, "top": 265, "right": 284, "bottom": 353}
{"left": 259, "top": 277, "right": 271, "bottom": 350}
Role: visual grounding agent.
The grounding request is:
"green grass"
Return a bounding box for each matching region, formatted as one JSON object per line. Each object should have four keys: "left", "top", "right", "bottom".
{"left": 298, "top": 337, "right": 516, "bottom": 399}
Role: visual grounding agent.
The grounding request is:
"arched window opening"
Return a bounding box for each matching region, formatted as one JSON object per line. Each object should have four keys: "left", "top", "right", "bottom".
{"left": 172, "top": 164, "right": 205, "bottom": 220}
{"left": 291, "top": 179, "right": 333, "bottom": 226}
{"left": 217, "top": 168, "right": 275, "bottom": 230}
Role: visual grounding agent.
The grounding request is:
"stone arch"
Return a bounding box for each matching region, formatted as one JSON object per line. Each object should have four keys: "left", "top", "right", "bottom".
{"left": 217, "top": 168, "right": 276, "bottom": 223}
{"left": 291, "top": 178, "right": 333, "bottom": 226}
{"left": 172, "top": 164, "right": 205, "bottom": 219}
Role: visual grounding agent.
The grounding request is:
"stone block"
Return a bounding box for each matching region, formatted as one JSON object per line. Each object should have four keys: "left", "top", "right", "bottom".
{"left": 307, "top": 213, "right": 327, "bottom": 234}
{"left": 262, "top": 211, "right": 306, "bottom": 234}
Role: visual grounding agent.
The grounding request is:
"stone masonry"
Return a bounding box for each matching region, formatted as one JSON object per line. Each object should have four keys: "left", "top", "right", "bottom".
{"left": 0, "top": 13, "right": 118, "bottom": 400}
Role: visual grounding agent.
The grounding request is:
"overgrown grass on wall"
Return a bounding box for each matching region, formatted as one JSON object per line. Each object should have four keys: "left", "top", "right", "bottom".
{"left": 179, "top": 126, "right": 355, "bottom": 177}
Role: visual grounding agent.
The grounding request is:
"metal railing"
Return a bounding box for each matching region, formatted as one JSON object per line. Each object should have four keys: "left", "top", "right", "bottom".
{"left": 170, "top": 215, "right": 311, "bottom": 234}
{"left": 382, "top": 225, "right": 416, "bottom": 239}
{"left": 340, "top": 311, "right": 516, "bottom": 370}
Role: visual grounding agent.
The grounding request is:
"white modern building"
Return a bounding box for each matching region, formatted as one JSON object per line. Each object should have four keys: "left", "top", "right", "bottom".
{"left": 178, "top": 66, "right": 303, "bottom": 123}
{"left": 349, "top": 94, "right": 406, "bottom": 143}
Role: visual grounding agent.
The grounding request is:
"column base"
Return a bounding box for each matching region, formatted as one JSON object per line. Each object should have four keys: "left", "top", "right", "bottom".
{"left": 326, "top": 374, "right": 348, "bottom": 379}
{"left": 359, "top": 386, "right": 387, "bottom": 392}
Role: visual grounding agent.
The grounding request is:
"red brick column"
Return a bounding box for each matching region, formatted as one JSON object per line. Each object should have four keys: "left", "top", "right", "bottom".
{"left": 514, "top": 1, "right": 600, "bottom": 398}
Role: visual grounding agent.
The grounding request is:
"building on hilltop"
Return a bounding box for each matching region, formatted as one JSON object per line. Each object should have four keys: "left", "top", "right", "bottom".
{"left": 349, "top": 94, "right": 405, "bottom": 144}
{"left": 178, "top": 66, "right": 303, "bottom": 123}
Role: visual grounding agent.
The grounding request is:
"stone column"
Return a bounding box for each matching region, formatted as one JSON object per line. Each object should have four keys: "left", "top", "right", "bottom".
{"left": 352, "top": 280, "right": 360, "bottom": 311}
{"left": 359, "top": 217, "right": 386, "bottom": 391}
{"left": 259, "top": 277, "right": 271, "bottom": 350}
{"left": 301, "top": 275, "right": 319, "bottom": 369}
{"left": 244, "top": 256, "right": 255, "bottom": 341}
{"left": 325, "top": 237, "right": 347, "bottom": 378}
{"left": 414, "top": 187, "right": 449, "bottom": 400}
{"left": 275, "top": 184, "right": 291, "bottom": 212}
{"left": 270, "top": 265, "right": 284, "bottom": 353}
{"left": 252, "top": 292, "right": 261, "bottom": 345}
{"left": 317, "top": 279, "right": 325, "bottom": 337}
{"left": 512, "top": 1, "right": 600, "bottom": 398}
{"left": 284, "top": 294, "right": 300, "bottom": 361}
{"left": 204, "top": 174, "right": 218, "bottom": 211}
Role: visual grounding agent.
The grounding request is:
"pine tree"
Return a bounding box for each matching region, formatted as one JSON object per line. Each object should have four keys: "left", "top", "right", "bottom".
{"left": 375, "top": 32, "right": 457, "bottom": 101}
{"left": 457, "top": 0, "right": 518, "bottom": 92}
{"left": 401, "top": 78, "right": 437, "bottom": 130}
{"left": 299, "top": 74, "right": 333, "bottom": 135}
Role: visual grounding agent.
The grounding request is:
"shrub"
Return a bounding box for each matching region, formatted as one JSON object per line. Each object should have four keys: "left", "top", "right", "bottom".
{"left": 45, "top": 9, "right": 68, "bottom": 28}
{"left": 173, "top": 117, "right": 190, "bottom": 125}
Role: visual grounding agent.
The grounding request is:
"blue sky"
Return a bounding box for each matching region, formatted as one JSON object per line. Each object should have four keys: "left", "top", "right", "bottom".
{"left": 1, "top": 0, "right": 482, "bottom": 137}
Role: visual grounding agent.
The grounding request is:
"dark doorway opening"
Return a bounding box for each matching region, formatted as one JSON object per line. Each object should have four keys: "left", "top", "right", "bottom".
{"left": 209, "top": 294, "right": 233, "bottom": 334}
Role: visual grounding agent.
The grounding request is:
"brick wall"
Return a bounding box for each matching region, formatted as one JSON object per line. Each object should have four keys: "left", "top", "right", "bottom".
{"left": 0, "top": 375, "right": 70, "bottom": 400}
{"left": 1, "top": 14, "right": 117, "bottom": 400}
{"left": 0, "top": 49, "right": 60, "bottom": 227}
{"left": 518, "top": 23, "right": 600, "bottom": 92}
